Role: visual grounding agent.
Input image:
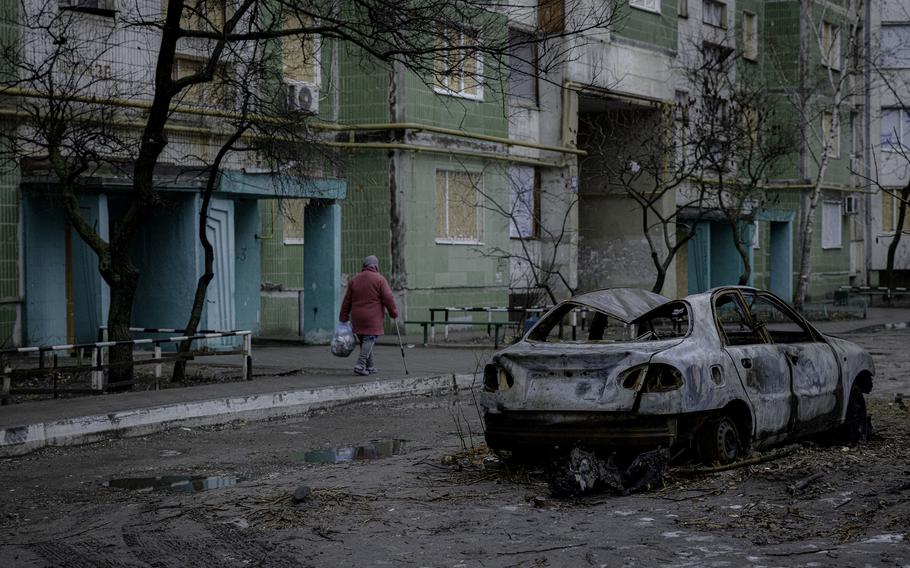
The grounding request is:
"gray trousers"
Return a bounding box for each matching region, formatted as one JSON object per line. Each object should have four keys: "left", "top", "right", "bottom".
{"left": 355, "top": 335, "right": 377, "bottom": 369}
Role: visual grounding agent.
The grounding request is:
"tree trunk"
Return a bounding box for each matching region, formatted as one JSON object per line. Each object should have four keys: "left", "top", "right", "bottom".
{"left": 733, "top": 223, "right": 752, "bottom": 285}
{"left": 104, "top": 260, "right": 139, "bottom": 390}
{"left": 886, "top": 183, "right": 910, "bottom": 287}
{"left": 172, "top": 127, "right": 245, "bottom": 382}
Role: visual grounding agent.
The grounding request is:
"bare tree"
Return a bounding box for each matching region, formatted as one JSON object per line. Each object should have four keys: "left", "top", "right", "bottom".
{"left": 865, "top": 4, "right": 910, "bottom": 288}
{"left": 769, "top": 0, "right": 866, "bottom": 311}
{"left": 0, "top": 0, "right": 620, "bottom": 382}
{"left": 575, "top": 39, "right": 793, "bottom": 295}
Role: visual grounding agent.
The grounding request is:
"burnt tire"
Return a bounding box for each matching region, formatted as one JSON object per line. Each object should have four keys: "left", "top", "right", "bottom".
{"left": 841, "top": 386, "right": 869, "bottom": 444}
{"left": 698, "top": 414, "right": 741, "bottom": 465}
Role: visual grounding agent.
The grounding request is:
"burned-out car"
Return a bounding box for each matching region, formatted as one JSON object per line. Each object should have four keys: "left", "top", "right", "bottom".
{"left": 482, "top": 287, "right": 874, "bottom": 464}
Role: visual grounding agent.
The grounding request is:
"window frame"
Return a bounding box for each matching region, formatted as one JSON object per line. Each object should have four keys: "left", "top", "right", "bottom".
{"left": 821, "top": 200, "right": 843, "bottom": 249}
{"left": 820, "top": 20, "right": 841, "bottom": 70}
{"left": 508, "top": 166, "right": 539, "bottom": 240}
{"left": 435, "top": 169, "right": 484, "bottom": 245}
{"left": 281, "top": 199, "right": 307, "bottom": 245}
{"left": 703, "top": 0, "right": 727, "bottom": 30}
{"left": 507, "top": 28, "right": 539, "bottom": 107}
{"left": 433, "top": 27, "right": 484, "bottom": 101}
{"left": 281, "top": 12, "right": 322, "bottom": 88}
{"left": 880, "top": 107, "right": 910, "bottom": 152}
{"left": 880, "top": 23, "right": 910, "bottom": 70}
{"left": 742, "top": 11, "right": 758, "bottom": 61}
{"left": 172, "top": 55, "right": 234, "bottom": 108}
{"left": 630, "top": 0, "right": 661, "bottom": 15}
{"left": 822, "top": 111, "right": 841, "bottom": 158}
{"left": 60, "top": 0, "right": 116, "bottom": 16}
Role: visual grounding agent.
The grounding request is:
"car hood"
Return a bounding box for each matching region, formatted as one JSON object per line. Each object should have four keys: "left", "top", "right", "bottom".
{"left": 561, "top": 288, "right": 671, "bottom": 323}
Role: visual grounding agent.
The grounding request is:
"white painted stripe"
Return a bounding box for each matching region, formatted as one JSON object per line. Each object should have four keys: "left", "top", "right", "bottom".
{"left": 49, "top": 344, "right": 75, "bottom": 351}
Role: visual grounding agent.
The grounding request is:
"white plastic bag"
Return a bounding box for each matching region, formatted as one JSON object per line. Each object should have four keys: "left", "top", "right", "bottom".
{"left": 331, "top": 322, "right": 356, "bottom": 357}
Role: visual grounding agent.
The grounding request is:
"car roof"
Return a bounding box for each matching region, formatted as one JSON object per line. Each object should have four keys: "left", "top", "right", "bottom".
{"left": 566, "top": 288, "right": 671, "bottom": 323}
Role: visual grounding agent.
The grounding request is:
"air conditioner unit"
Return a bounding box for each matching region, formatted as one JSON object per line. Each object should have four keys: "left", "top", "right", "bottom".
{"left": 843, "top": 194, "right": 859, "bottom": 215}
{"left": 285, "top": 82, "right": 319, "bottom": 114}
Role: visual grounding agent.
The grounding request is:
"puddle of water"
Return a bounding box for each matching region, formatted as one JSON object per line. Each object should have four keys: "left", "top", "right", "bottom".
{"left": 104, "top": 475, "right": 242, "bottom": 493}
{"left": 302, "top": 439, "right": 405, "bottom": 464}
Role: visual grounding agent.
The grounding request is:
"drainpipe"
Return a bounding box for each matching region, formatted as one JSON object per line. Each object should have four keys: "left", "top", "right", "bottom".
{"left": 863, "top": 0, "right": 873, "bottom": 285}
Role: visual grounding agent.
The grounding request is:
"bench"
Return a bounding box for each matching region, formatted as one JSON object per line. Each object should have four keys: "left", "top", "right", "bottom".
{"left": 404, "top": 320, "right": 521, "bottom": 349}
{"left": 838, "top": 285, "right": 909, "bottom": 306}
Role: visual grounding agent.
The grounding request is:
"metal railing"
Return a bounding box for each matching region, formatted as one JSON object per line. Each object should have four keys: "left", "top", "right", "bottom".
{"left": 1, "top": 330, "right": 253, "bottom": 404}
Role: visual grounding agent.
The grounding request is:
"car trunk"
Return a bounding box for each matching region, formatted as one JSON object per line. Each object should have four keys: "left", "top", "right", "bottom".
{"left": 494, "top": 339, "right": 683, "bottom": 412}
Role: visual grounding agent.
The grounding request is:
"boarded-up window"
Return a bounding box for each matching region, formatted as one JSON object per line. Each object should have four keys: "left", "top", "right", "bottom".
{"left": 508, "top": 166, "right": 537, "bottom": 239}
{"left": 282, "top": 199, "right": 307, "bottom": 245}
{"left": 436, "top": 170, "right": 482, "bottom": 242}
{"left": 282, "top": 12, "right": 320, "bottom": 85}
{"left": 821, "top": 201, "right": 842, "bottom": 249}
{"left": 434, "top": 27, "right": 483, "bottom": 98}
{"left": 538, "top": 0, "right": 565, "bottom": 33}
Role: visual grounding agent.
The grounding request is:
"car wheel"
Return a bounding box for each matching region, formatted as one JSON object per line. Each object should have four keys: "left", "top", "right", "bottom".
{"left": 841, "top": 386, "right": 869, "bottom": 444}
{"left": 699, "top": 415, "right": 741, "bottom": 465}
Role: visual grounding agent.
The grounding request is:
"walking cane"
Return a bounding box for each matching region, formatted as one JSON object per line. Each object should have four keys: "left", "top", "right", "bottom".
{"left": 394, "top": 319, "right": 409, "bottom": 375}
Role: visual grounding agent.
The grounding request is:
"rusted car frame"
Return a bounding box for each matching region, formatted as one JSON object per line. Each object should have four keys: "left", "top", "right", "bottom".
{"left": 481, "top": 286, "right": 874, "bottom": 464}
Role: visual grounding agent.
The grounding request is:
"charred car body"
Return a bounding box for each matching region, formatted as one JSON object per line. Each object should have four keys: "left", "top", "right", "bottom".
{"left": 481, "top": 287, "right": 874, "bottom": 464}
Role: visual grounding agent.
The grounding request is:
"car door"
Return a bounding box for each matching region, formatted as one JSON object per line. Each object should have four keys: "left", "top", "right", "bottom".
{"left": 749, "top": 292, "right": 842, "bottom": 432}
{"left": 714, "top": 291, "right": 793, "bottom": 444}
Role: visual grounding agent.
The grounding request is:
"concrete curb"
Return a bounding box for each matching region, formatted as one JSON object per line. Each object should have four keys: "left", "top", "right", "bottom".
{"left": 0, "top": 373, "right": 481, "bottom": 458}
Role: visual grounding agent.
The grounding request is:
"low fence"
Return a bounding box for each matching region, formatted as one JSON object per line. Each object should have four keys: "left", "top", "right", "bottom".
{"left": 0, "top": 329, "right": 252, "bottom": 404}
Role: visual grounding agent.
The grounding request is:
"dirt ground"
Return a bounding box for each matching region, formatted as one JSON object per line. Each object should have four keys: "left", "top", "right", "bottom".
{"left": 0, "top": 328, "right": 908, "bottom": 567}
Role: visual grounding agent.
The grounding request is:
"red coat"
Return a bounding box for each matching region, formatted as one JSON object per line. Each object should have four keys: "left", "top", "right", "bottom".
{"left": 339, "top": 266, "right": 399, "bottom": 335}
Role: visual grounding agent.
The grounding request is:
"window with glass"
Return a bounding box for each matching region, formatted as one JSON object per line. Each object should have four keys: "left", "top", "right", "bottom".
{"left": 743, "top": 11, "right": 758, "bottom": 60}
{"left": 282, "top": 199, "right": 307, "bottom": 245}
{"left": 282, "top": 12, "right": 320, "bottom": 85}
{"left": 508, "top": 166, "right": 538, "bottom": 239}
{"left": 703, "top": 0, "right": 726, "bottom": 29}
{"left": 881, "top": 108, "right": 910, "bottom": 151}
{"left": 822, "top": 111, "right": 840, "bottom": 158}
{"left": 880, "top": 24, "right": 910, "bottom": 69}
{"left": 436, "top": 170, "right": 482, "bottom": 243}
{"left": 820, "top": 21, "right": 841, "bottom": 69}
{"left": 881, "top": 190, "right": 910, "bottom": 233}
{"left": 630, "top": 0, "right": 660, "bottom": 14}
{"left": 434, "top": 27, "right": 483, "bottom": 99}
{"left": 173, "top": 56, "right": 232, "bottom": 107}
{"left": 508, "top": 29, "right": 538, "bottom": 105}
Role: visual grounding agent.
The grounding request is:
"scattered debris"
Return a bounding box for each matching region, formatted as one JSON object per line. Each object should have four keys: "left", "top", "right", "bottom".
{"left": 293, "top": 486, "right": 312, "bottom": 503}
{"left": 548, "top": 447, "right": 669, "bottom": 498}
{"left": 788, "top": 472, "right": 824, "bottom": 495}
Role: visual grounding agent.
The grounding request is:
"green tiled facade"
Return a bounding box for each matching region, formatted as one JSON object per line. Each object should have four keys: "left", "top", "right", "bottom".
{"left": 615, "top": 1, "right": 679, "bottom": 51}
{"left": 0, "top": 4, "right": 19, "bottom": 346}
{"left": 0, "top": 135, "right": 18, "bottom": 347}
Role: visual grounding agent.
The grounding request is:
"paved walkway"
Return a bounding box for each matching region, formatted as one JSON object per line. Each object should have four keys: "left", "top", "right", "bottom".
{"left": 2, "top": 308, "right": 908, "bottom": 457}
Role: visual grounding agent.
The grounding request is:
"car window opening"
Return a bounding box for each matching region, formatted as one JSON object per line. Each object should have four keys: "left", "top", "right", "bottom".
{"left": 527, "top": 301, "right": 690, "bottom": 343}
